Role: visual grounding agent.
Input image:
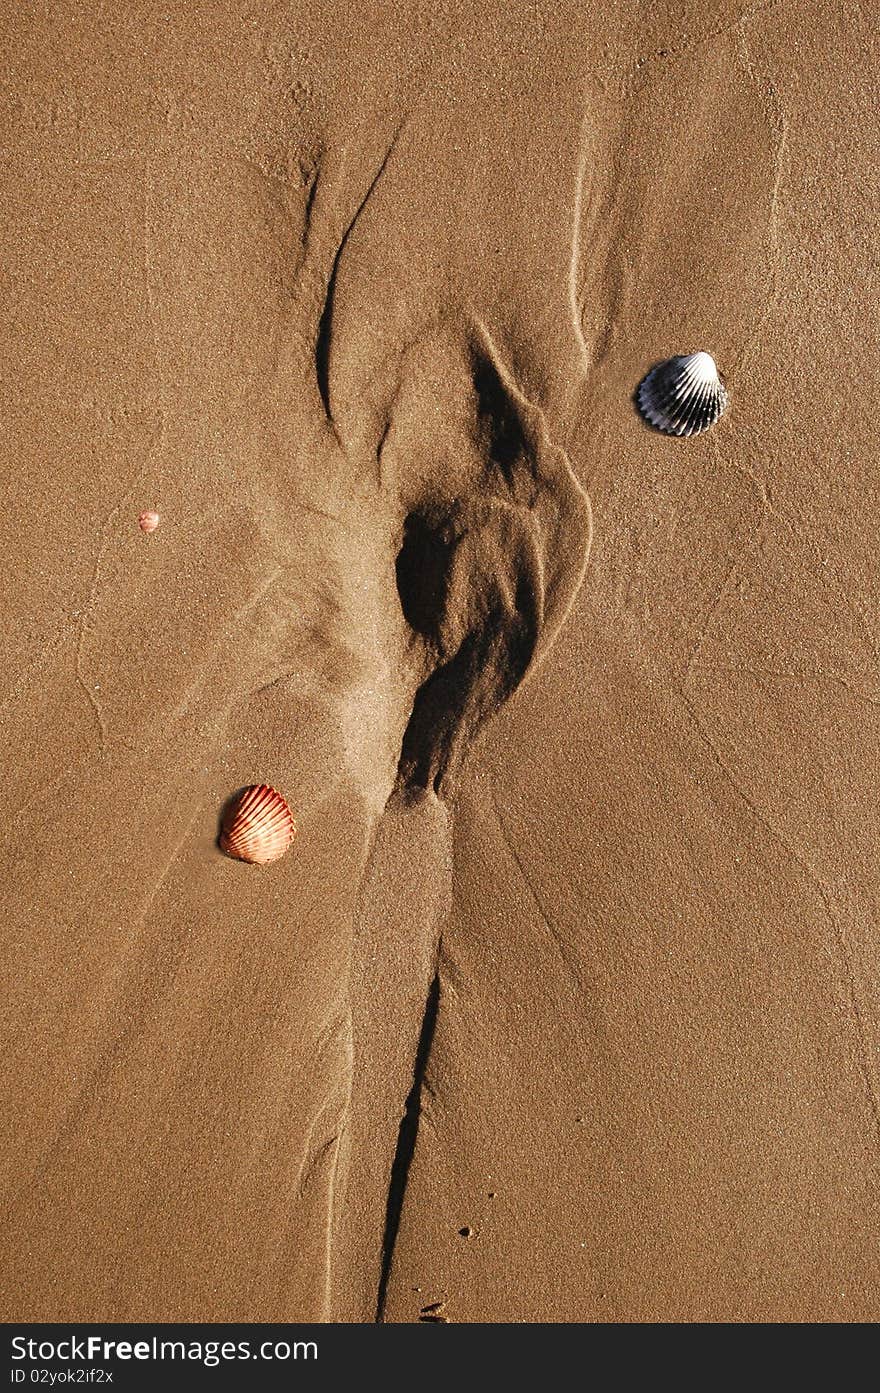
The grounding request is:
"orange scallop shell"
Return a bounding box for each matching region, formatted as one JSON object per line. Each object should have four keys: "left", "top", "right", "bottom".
{"left": 220, "top": 784, "right": 296, "bottom": 865}
{"left": 138, "top": 510, "right": 160, "bottom": 533}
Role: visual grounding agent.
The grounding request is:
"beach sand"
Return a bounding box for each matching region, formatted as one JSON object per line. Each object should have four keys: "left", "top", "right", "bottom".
{"left": 2, "top": 1, "right": 878, "bottom": 1322}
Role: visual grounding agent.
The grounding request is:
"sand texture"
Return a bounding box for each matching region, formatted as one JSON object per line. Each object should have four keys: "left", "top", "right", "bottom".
{"left": 2, "top": 1, "right": 879, "bottom": 1322}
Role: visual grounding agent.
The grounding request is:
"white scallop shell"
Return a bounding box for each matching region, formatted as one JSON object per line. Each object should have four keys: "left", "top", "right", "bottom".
{"left": 636, "top": 352, "right": 728, "bottom": 437}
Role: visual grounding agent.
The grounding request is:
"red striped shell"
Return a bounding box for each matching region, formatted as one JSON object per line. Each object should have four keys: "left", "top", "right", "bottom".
{"left": 138, "top": 510, "right": 161, "bottom": 533}
{"left": 220, "top": 784, "right": 296, "bottom": 865}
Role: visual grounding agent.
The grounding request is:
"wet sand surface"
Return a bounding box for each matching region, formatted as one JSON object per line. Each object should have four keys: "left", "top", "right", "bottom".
{"left": 2, "top": 1, "right": 878, "bottom": 1321}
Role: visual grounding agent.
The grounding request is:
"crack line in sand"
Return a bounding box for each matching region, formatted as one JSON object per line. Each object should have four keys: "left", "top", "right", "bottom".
{"left": 315, "top": 124, "right": 404, "bottom": 433}
{"left": 374, "top": 959, "right": 441, "bottom": 1323}
{"left": 567, "top": 112, "right": 592, "bottom": 383}
{"left": 489, "top": 785, "right": 588, "bottom": 994}
{"left": 321, "top": 1006, "right": 354, "bottom": 1319}
{"left": 7, "top": 792, "right": 208, "bottom": 1205}
{"left": 688, "top": 661, "right": 880, "bottom": 706}
{"left": 75, "top": 504, "right": 122, "bottom": 752}
{"left": 732, "top": 19, "right": 789, "bottom": 378}
{"left": 72, "top": 157, "right": 174, "bottom": 755}
{"left": 678, "top": 686, "right": 880, "bottom": 1153}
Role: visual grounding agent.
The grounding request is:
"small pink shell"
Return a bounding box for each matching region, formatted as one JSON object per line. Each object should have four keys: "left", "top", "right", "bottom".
{"left": 220, "top": 784, "right": 296, "bottom": 866}
{"left": 138, "top": 510, "right": 160, "bottom": 534}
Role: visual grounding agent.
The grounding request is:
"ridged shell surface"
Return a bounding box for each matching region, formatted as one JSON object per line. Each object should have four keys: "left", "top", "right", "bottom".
{"left": 220, "top": 784, "right": 296, "bottom": 865}
{"left": 636, "top": 352, "right": 728, "bottom": 437}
